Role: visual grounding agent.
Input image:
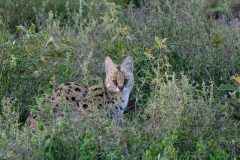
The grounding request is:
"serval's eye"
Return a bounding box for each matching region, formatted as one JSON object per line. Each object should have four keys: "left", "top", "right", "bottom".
{"left": 112, "top": 80, "right": 118, "bottom": 85}
{"left": 124, "top": 79, "right": 129, "bottom": 85}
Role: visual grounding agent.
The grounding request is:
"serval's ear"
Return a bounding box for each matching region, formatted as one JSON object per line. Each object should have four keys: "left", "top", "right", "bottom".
{"left": 105, "top": 56, "right": 117, "bottom": 74}
{"left": 121, "top": 56, "right": 133, "bottom": 73}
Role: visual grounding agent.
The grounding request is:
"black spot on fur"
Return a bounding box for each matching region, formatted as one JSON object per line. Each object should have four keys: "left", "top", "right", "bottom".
{"left": 55, "top": 104, "right": 59, "bottom": 107}
{"left": 69, "top": 86, "right": 72, "bottom": 88}
{"left": 33, "top": 115, "right": 37, "bottom": 118}
{"left": 51, "top": 97, "right": 55, "bottom": 100}
{"left": 75, "top": 88, "right": 81, "bottom": 92}
{"left": 119, "top": 106, "right": 123, "bottom": 110}
{"left": 71, "top": 97, "right": 76, "bottom": 101}
{"left": 121, "top": 99, "right": 125, "bottom": 102}
{"left": 109, "top": 92, "right": 114, "bottom": 95}
{"left": 83, "top": 104, "right": 88, "bottom": 109}
{"left": 83, "top": 91, "right": 87, "bottom": 97}
{"left": 68, "top": 89, "right": 71, "bottom": 94}
{"left": 99, "top": 104, "right": 102, "bottom": 106}
{"left": 66, "top": 97, "right": 69, "bottom": 100}
{"left": 65, "top": 82, "right": 71, "bottom": 85}
{"left": 110, "top": 116, "right": 113, "bottom": 119}
{"left": 104, "top": 90, "right": 108, "bottom": 95}
{"left": 59, "top": 88, "right": 63, "bottom": 91}
{"left": 57, "top": 93, "right": 60, "bottom": 97}
{"left": 76, "top": 101, "right": 80, "bottom": 108}
{"left": 97, "top": 94, "right": 103, "bottom": 97}
{"left": 94, "top": 87, "right": 101, "bottom": 91}
{"left": 54, "top": 89, "right": 58, "bottom": 92}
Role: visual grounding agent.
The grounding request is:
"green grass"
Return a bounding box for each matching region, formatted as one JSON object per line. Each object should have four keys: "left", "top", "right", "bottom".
{"left": 0, "top": 0, "right": 240, "bottom": 159}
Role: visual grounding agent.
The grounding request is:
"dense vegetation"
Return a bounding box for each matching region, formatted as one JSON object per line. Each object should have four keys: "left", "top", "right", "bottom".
{"left": 0, "top": 0, "right": 240, "bottom": 159}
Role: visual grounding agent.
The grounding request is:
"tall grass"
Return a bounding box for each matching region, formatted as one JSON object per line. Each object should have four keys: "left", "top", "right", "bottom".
{"left": 0, "top": 0, "right": 240, "bottom": 159}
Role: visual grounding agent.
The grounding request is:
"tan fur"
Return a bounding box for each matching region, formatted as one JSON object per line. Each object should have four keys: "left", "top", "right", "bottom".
{"left": 26, "top": 56, "right": 134, "bottom": 128}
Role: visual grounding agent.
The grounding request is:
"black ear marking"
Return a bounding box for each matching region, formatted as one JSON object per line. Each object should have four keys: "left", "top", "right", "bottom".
{"left": 117, "top": 65, "right": 121, "bottom": 71}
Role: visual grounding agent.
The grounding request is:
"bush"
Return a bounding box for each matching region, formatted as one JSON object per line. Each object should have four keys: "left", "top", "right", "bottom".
{"left": 1, "top": 71, "right": 239, "bottom": 159}
{"left": 0, "top": 0, "right": 240, "bottom": 159}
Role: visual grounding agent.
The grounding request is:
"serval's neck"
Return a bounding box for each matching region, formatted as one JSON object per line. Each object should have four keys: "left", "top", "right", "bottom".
{"left": 105, "top": 84, "right": 131, "bottom": 122}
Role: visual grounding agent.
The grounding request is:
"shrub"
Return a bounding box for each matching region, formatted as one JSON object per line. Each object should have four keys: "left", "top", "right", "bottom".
{"left": 1, "top": 70, "right": 239, "bottom": 159}
{"left": 0, "top": 0, "right": 240, "bottom": 159}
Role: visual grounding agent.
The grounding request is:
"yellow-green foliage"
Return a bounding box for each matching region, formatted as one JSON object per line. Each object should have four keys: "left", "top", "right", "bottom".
{"left": 0, "top": 0, "right": 240, "bottom": 159}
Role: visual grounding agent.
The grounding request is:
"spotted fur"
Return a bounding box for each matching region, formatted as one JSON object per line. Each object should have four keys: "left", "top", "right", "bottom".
{"left": 26, "top": 56, "right": 134, "bottom": 128}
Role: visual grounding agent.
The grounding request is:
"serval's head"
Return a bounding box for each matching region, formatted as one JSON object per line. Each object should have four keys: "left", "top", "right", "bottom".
{"left": 105, "top": 56, "right": 134, "bottom": 93}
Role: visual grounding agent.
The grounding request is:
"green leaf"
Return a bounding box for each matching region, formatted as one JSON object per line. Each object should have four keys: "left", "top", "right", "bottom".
{"left": 236, "top": 91, "right": 240, "bottom": 98}
{"left": 218, "top": 84, "right": 236, "bottom": 91}
{"left": 213, "top": 34, "right": 222, "bottom": 44}
{"left": 61, "top": 38, "right": 70, "bottom": 44}
{"left": 110, "top": 36, "right": 117, "bottom": 43}
{"left": 229, "top": 91, "right": 238, "bottom": 99}
{"left": 118, "top": 40, "right": 124, "bottom": 55}
{"left": 151, "top": 44, "right": 159, "bottom": 50}
{"left": 162, "top": 45, "right": 170, "bottom": 52}
{"left": 135, "top": 56, "right": 148, "bottom": 63}
{"left": 28, "top": 23, "right": 36, "bottom": 33}
{"left": 39, "top": 124, "right": 44, "bottom": 131}
{"left": 45, "top": 135, "right": 51, "bottom": 140}
{"left": 16, "top": 25, "right": 28, "bottom": 33}
{"left": 209, "top": 154, "right": 215, "bottom": 160}
{"left": 162, "top": 38, "right": 167, "bottom": 43}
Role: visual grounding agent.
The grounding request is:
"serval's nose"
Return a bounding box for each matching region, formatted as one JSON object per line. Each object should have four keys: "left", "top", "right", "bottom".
{"left": 118, "top": 86, "right": 124, "bottom": 91}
